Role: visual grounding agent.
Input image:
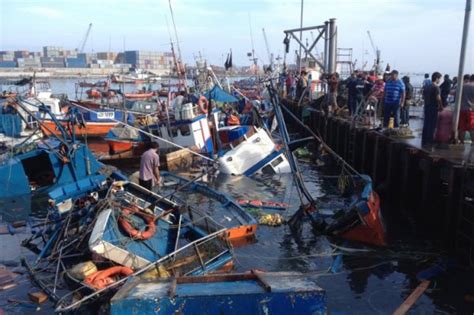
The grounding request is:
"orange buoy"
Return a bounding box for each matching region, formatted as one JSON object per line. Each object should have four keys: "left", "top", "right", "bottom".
{"left": 197, "top": 96, "right": 209, "bottom": 114}
{"left": 84, "top": 266, "right": 134, "bottom": 290}
{"left": 227, "top": 114, "right": 240, "bottom": 126}
{"left": 118, "top": 207, "right": 156, "bottom": 240}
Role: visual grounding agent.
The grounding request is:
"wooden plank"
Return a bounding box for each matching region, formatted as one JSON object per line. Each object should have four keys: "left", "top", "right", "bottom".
{"left": 393, "top": 280, "right": 431, "bottom": 315}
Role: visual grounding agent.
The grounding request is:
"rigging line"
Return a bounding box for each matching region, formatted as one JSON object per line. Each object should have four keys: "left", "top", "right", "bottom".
{"left": 67, "top": 101, "right": 216, "bottom": 163}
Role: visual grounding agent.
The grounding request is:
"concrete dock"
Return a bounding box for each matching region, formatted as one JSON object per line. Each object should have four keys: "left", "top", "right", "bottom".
{"left": 283, "top": 100, "right": 474, "bottom": 266}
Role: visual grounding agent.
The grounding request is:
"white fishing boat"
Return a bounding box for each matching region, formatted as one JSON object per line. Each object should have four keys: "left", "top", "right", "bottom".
{"left": 217, "top": 125, "right": 291, "bottom": 176}
{"left": 111, "top": 69, "right": 160, "bottom": 84}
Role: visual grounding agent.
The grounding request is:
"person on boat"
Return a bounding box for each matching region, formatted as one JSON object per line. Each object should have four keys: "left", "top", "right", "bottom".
{"left": 421, "top": 72, "right": 442, "bottom": 147}
{"left": 382, "top": 70, "right": 405, "bottom": 128}
{"left": 400, "top": 76, "right": 413, "bottom": 126}
{"left": 139, "top": 142, "right": 161, "bottom": 191}
{"left": 457, "top": 74, "right": 474, "bottom": 143}
{"left": 440, "top": 74, "right": 452, "bottom": 107}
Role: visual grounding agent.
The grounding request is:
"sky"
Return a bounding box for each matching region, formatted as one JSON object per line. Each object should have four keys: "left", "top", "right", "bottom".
{"left": 0, "top": 0, "right": 473, "bottom": 74}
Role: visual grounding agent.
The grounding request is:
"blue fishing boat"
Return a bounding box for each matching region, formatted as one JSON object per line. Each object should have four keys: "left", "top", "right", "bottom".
{"left": 88, "top": 181, "right": 234, "bottom": 272}
{"left": 161, "top": 171, "right": 258, "bottom": 242}
{"left": 0, "top": 101, "right": 124, "bottom": 214}
{"left": 110, "top": 271, "right": 326, "bottom": 315}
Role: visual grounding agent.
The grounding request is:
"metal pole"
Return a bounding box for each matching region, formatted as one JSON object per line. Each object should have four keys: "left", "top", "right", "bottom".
{"left": 453, "top": 0, "right": 471, "bottom": 141}
{"left": 324, "top": 21, "right": 329, "bottom": 72}
{"left": 298, "top": 0, "right": 304, "bottom": 72}
{"left": 328, "top": 18, "right": 337, "bottom": 74}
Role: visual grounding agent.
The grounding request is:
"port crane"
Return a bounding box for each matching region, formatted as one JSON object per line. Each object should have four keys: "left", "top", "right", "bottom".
{"left": 76, "top": 23, "right": 92, "bottom": 53}
{"left": 366, "top": 30, "right": 381, "bottom": 74}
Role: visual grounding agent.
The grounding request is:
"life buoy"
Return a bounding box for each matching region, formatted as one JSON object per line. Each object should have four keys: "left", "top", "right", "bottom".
{"left": 227, "top": 114, "right": 240, "bottom": 126}
{"left": 84, "top": 266, "right": 133, "bottom": 290}
{"left": 118, "top": 207, "right": 156, "bottom": 240}
{"left": 198, "top": 96, "right": 209, "bottom": 114}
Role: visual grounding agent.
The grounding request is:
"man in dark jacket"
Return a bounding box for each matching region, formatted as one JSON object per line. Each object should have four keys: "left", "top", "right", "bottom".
{"left": 439, "top": 74, "right": 452, "bottom": 107}
{"left": 401, "top": 76, "right": 413, "bottom": 126}
{"left": 422, "top": 72, "right": 442, "bottom": 147}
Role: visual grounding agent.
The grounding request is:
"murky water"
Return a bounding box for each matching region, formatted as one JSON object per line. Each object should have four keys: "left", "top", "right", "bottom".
{"left": 1, "top": 158, "right": 471, "bottom": 314}
{"left": 0, "top": 79, "right": 472, "bottom": 314}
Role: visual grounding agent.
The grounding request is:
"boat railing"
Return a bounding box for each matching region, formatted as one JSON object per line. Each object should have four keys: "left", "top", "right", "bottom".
{"left": 162, "top": 229, "right": 233, "bottom": 276}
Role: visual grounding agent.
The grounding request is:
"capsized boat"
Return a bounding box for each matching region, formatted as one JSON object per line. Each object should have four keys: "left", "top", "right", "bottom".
{"left": 110, "top": 271, "right": 326, "bottom": 315}
{"left": 161, "top": 171, "right": 258, "bottom": 242}
{"left": 265, "top": 78, "right": 387, "bottom": 247}
{"left": 321, "top": 175, "right": 386, "bottom": 246}
{"left": 89, "top": 181, "right": 234, "bottom": 272}
{"left": 0, "top": 101, "right": 123, "bottom": 213}
{"left": 217, "top": 125, "right": 291, "bottom": 176}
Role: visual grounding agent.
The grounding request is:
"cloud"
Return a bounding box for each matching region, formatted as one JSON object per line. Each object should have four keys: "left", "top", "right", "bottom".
{"left": 21, "top": 6, "right": 63, "bottom": 18}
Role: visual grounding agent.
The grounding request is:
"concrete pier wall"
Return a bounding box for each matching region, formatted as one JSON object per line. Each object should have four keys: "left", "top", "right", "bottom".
{"left": 283, "top": 100, "right": 474, "bottom": 266}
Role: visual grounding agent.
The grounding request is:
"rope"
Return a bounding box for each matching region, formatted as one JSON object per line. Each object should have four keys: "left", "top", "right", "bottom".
{"left": 67, "top": 101, "right": 216, "bottom": 163}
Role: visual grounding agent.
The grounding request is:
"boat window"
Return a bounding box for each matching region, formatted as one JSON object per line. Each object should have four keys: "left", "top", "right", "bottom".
{"left": 261, "top": 164, "right": 276, "bottom": 175}
{"left": 271, "top": 156, "right": 284, "bottom": 167}
{"left": 170, "top": 126, "right": 178, "bottom": 137}
{"left": 179, "top": 124, "right": 191, "bottom": 136}
{"left": 20, "top": 152, "right": 55, "bottom": 188}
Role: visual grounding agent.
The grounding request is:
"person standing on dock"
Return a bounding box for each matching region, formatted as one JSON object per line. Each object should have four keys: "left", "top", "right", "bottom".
{"left": 458, "top": 74, "right": 474, "bottom": 143}
{"left": 421, "top": 72, "right": 442, "bottom": 147}
{"left": 327, "top": 73, "right": 339, "bottom": 113}
{"left": 382, "top": 70, "right": 405, "bottom": 128}
{"left": 401, "top": 76, "right": 413, "bottom": 126}
{"left": 139, "top": 142, "right": 161, "bottom": 191}
{"left": 440, "top": 74, "right": 452, "bottom": 107}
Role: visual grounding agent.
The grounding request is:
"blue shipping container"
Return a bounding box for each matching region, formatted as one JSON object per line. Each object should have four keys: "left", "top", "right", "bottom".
{"left": 0, "top": 61, "right": 17, "bottom": 68}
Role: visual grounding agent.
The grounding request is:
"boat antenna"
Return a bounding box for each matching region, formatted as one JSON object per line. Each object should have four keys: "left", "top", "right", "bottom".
{"left": 248, "top": 12, "right": 258, "bottom": 74}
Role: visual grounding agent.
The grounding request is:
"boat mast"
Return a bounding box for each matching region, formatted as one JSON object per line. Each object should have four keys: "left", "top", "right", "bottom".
{"left": 266, "top": 80, "right": 318, "bottom": 224}
{"left": 168, "top": 0, "right": 187, "bottom": 92}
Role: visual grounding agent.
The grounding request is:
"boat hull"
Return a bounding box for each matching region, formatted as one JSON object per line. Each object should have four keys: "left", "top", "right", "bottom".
{"left": 106, "top": 139, "right": 135, "bottom": 155}
{"left": 40, "top": 120, "right": 118, "bottom": 137}
{"left": 110, "top": 272, "right": 326, "bottom": 315}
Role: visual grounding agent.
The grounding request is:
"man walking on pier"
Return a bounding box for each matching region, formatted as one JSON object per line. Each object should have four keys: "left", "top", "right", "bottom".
{"left": 422, "top": 72, "right": 442, "bottom": 147}
{"left": 383, "top": 70, "right": 405, "bottom": 128}
{"left": 458, "top": 74, "right": 474, "bottom": 143}
{"left": 139, "top": 142, "right": 161, "bottom": 191}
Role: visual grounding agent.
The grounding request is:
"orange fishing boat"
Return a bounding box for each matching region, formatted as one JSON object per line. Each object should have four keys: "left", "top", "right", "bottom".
{"left": 124, "top": 92, "right": 154, "bottom": 99}
{"left": 40, "top": 120, "right": 118, "bottom": 138}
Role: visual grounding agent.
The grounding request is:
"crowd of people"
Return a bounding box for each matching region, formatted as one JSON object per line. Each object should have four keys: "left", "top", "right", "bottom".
{"left": 283, "top": 68, "right": 474, "bottom": 147}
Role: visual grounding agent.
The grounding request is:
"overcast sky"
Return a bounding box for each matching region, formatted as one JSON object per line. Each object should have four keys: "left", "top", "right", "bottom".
{"left": 1, "top": 0, "right": 473, "bottom": 74}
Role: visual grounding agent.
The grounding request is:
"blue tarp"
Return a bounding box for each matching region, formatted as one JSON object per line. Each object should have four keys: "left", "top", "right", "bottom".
{"left": 204, "top": 86, "right": 239, "bottom": 103}
{"left": 0, "top": 114, "right": 22, "bottom": 137}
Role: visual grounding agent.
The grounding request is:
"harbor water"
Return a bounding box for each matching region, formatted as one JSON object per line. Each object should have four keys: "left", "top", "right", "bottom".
{"left": 0, "top": 78, "right": 472, "bottom": 314}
